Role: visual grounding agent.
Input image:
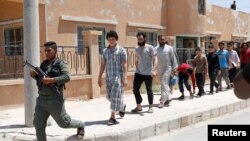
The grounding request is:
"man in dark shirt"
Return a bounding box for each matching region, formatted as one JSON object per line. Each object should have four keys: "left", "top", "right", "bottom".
{"left": 207, "top": 45, "right": 220, "bottom": 94}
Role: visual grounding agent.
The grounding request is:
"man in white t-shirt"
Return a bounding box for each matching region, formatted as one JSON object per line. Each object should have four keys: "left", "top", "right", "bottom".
{"left": 227, "top": 42, "right": 240, "bottom": 86}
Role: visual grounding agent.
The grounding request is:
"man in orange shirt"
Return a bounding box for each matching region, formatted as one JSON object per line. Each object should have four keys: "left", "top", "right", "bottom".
{"left": 177, "top": 63, "right": 196, "bottom": 99}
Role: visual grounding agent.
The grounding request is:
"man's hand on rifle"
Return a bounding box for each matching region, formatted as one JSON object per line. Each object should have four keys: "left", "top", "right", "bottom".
{"left": 42, "top": 77, "right": 56, "bottom": 85}
{"left": 30, "top": 69, "right": 38, "bottom": 79}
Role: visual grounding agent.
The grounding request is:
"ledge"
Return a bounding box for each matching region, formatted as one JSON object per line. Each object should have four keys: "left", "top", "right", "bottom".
{"left": 231, "top": 33, "right": 248, "bottom": 38}
{"left": 71, "top": 75, "right": 92, "bottom": 80}
{"left": 0, "top": 75, "right": 93, "bottom": 86}
{"left": 60, "top": 15, "right": 118, "bottom": 25}
{"left": 127, "top": 21, "right": 166, "bottom": 30}
{"left": 83, "top": 30, "right": 102, "bottom": 36}
{"left": 205, "top": 31, "right": 222, "bottom": 36}
{"left": 0, "top": 79, "right": 24, "bottom": 86}
{"left": 0, "top": 18, "right": 23, "bottom": 26}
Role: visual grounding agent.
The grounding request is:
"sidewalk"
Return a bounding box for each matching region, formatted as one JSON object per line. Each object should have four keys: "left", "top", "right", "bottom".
{"left": 0, "top": 84, "right": 250, "bottom": 141}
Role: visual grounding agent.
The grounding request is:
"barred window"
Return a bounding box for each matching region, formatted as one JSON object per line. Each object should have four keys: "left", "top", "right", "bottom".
{"left": 4, "top": 27, "right": 23, "bottom": 56}
{"left": 77, "top": 26, "right": 105, "bottom": 54}
{"left": 198, "top": 0, "right": 205, "bottom": 15}
{"left": 138, "top": 31, "right": 157, "bottom": 47}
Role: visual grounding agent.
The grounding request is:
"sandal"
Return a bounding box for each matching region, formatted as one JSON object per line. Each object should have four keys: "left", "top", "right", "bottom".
{"left": 107, "top": 118, "right": 117, "bottom": 126}
{"left": 119, "top": 104, "right": 126, "bottom": 117}
{"left": 131, "top": 107, "right": 142, "bottom": 113}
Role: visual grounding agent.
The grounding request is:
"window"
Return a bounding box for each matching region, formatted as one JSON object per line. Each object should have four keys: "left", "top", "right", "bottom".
{"left": 198, "top": 0, "right": 205, "bottom": 15}
{"left": 4, "top": 27, "right": 23, "bottom": 56}
{"left": 77, "top": 26, "right": 105, "bottom": 54}
{"left": 140, "top": 31, "right": 157, "bottom": 47}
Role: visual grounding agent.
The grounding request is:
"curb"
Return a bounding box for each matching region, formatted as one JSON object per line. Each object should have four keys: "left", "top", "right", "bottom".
{"left": 2, "top": 99, "right": 249, "bottom": 141}
{"left": 87, "top": 99, "right": 250, "bottom": 141}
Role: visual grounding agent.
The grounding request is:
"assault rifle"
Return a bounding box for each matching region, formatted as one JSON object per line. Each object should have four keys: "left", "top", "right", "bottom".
{"left": 23, "top": 60, "right": 62, "bottom": 95}
{"left": 23, "top": 60, "right": 47, "bottom": 78}
{"left": 23, "top": 60, "right": 47, "bottom": 91}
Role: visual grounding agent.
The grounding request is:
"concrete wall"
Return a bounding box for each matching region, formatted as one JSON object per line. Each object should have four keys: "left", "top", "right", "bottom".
{"left": 0, "top": 78, "right": 93, "bottom": 106}
{"left": 0, "top": 80, "right": 24, "bottom": 106}
{"left": 45, "top": 0, "right": 167, "bottom": 47}
{"left": 166, "top": 0, "right": 206, "bottom": 36}
{"left": 0, "top": 74, "right": 144, "bottom": 106}
{"left": 0, "top": 1, "right": 23, "bottom": 21}
{"left": 0, "top": 1, "right": 46, "bottom": 47}
{"left": 0, "top": 73, "right": 162, "bottom": 106}
{"left": 206, "top": 4, "right": 250, "bottom": 41}
{"left": 0, "top": 1, "right": 23, "bottom": 46}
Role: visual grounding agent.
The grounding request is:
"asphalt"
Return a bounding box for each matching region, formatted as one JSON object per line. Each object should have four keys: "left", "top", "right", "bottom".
{"left": 0, "top": 83, "right": 250, "bottom": 141}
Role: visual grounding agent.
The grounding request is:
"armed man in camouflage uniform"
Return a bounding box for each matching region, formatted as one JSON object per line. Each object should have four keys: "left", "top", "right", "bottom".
{"left": 30, "top": 41, "right": 85, "bottom": 141}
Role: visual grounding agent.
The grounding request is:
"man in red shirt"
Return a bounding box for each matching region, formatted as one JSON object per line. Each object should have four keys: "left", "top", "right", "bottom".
{"left": 240, "top": 42, "right": 249, "bottom": 69}
{"left": 247, "top": 41, "right": 250, "bottom": 48}
{"left": 246, "top": 41, "right": 250, "bottom": 63}
{"left": 177, "top": 63, "right": 196, "bottom": 99}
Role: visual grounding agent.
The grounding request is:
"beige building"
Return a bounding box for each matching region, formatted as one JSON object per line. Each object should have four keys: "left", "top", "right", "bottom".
{"left": 0, "top": 0, "right": 249, "bottom": 106}
{"left": 166, "top": 0, "right": 250, "bottom": 62}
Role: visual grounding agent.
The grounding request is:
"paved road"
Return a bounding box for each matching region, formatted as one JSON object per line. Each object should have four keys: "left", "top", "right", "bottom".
{"left": 143, "top": 107, "right": 250, "bottom": 141}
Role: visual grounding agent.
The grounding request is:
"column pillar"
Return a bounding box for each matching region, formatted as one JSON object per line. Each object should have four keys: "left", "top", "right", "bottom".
{"left": 23, "top": 0, "right": 40, "bottom": 127}
{"left": 83, "top": 31, "right": 102, "bottom": 98}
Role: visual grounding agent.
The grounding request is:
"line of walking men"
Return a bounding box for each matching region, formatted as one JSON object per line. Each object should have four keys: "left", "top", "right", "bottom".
{"left": 176, "top": 41, "right": 250, "bottom": 100}
{"left": 30, "top": 30, "right": 250, "bottom": 140}
{"left": 100, "top": 33, "right": 250, "bottom": 127}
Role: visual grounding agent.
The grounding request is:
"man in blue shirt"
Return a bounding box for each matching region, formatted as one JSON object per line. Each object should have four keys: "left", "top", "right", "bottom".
{"left": 216, "top": 42, "right": 231, "bottom": 90}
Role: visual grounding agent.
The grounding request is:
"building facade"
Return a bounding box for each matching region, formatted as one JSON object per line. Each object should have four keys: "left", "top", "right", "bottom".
{"left": 0, "top": 0, "right": 249, "bottom": 105}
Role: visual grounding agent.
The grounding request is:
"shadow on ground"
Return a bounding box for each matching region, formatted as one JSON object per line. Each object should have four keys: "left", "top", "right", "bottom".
{"left": 0, "top": 124, "right": 25, "bottom": 129}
